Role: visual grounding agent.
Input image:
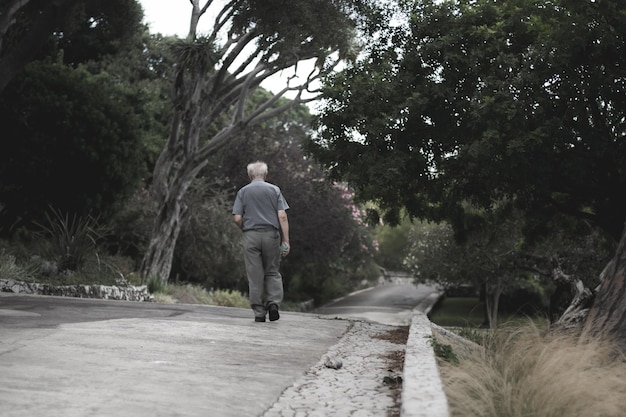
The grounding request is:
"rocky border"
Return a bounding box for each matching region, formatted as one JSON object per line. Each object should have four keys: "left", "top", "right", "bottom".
{"left": 0, "top": 279, "right": 152, "bottom": 302}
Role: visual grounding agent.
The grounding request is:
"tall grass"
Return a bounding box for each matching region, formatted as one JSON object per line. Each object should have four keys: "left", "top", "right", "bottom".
{"left": 438, "top": 323, "right": 626, "bottom": 417}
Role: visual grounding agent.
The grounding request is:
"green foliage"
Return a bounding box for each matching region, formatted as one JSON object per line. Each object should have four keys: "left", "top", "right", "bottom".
{"left": 403, "top": 222, "right": 463, "bottom": 285}
{"left": 56, "top": 0, "right": 146, "bottom": 66}
{"left": 170, "top": 38, "right": 217, "bottom": 71}
{"left": 147, "top": 275, "right": 165, "bottom": 294}
{"left": 0, "top": 233, "right": 138, "bottom": 286}
{"left": 35, "top": 207, "right": 105, "bottom": 272}
{"left": 210, "top": 289, "right": 250, "bottom": 308}
{"left": 404, "top": 206, "right": 559, "bottom": 327}
{"left": 0, "top": 61, "right": 149, "bottom": 233}
{"left": 0, "top": 251, "right": 35, "bottom": 281}
{"left": 0, "top": 0, "right": 148, "bottom": 95}
{"left": 312, "top": 0, "right": 626, "bottom": 241}
{"left": 452, "top": 327, "right": 490, "bottom": 347}
{"left": 430, "top": 338, "right": 459, "bottom": 365}
{"left": 41, "top": 254, "right": 136, "bottom": 286}
{"left": 373, "top": 217, "right": 412, "bottom": 271}
{"left": 231, "top": 0, "right": 373, "bottom": 64}
{"left": 172, "top": 177, "right": 247, "bottom": 293}
{"left": 151, "top": 283, "right": 250, "bottom": 308}
{"left": 107, "top": 184, "right": 156, "bottom": 264}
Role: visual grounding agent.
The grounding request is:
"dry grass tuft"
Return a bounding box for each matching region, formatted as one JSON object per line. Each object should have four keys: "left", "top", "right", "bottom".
{"left": 151, "top": 284, "right": 249, "bottom": 308}
{"left": 437, "top": 322, "right": 626, "bottom": 417}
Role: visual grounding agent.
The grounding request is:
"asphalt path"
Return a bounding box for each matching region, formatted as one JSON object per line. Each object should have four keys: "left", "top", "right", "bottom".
{"left": 0, "top": 279, "right": 438, "bottom": 417}
{"left": 315, "top": 281, "right": 438, "bottom": 326}
{"left": 0, "top": 294, "right": 351, "bottom": 417}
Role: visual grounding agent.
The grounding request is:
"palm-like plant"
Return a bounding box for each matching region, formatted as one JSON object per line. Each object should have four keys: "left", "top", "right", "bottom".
{"left": 36, "top": 207, "right": 105, "bottom": 272}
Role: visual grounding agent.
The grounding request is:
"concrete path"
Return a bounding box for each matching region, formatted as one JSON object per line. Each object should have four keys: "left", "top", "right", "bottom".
{"left": 0, "top": 293, "right": 449, "bottom": 417}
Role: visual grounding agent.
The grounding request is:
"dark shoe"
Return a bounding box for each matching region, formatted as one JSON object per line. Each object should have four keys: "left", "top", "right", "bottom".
{"left": 254, "top": 316, "right": 266, "bottom": 322}
{"left": 268, "top": 304, "right": 279, "bottom": 321}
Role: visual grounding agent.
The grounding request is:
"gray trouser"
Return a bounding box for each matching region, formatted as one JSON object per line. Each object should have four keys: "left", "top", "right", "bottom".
{"left": 242, "top": 229, "right": 284, "bottom": 317}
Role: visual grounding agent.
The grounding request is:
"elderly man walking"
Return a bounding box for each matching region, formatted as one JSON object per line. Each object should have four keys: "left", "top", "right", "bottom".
{"left": 232, "top": 161, "right": 290, "bottom": 322}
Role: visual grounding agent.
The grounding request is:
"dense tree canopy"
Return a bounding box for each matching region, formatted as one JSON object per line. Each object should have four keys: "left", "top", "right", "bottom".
{"left": 0, "top": 0, "right": 144, "bottom": 92}
{"left": 311, "top": 0, "right": 626, "bottom": 241}
{"left": 0, "top": 0, "right": 159, "bottom": 233}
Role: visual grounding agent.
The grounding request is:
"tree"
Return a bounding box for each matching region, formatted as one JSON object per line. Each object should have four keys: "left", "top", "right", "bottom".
{"left": 373, "top": 216, "right": 412, "bottom": 271}
{"left": 585, "top": 224, "right": 626, "bottom": 350}
{"left": 310, "top": 0, "right": 626, "bottom": 242}
{"left": 309, "top": 0, "right": 626, "bottom": 341}
{"left": 0, "top": 0, "right": 143, "bottom": 93}
{"left": 55, "top": 0, "right": 145, "bottom": 67}
{"left": 0, "top": 0, "right": 79, "bottom": 93}
{"left": 404, "top": 207, "right": 544, "bottom": 329}
{"left": 140, "top": 0, "right": 382, "bottom": 283}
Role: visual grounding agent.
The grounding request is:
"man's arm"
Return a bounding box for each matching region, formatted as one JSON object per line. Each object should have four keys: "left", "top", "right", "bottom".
{"left": 233, "top": 214, "right": 243, "bottom": 230}
{"left": 278, "top": 210, "right": 290, "bottom": 256}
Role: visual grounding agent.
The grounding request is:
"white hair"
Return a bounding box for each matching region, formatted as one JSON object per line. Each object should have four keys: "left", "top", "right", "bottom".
{"left": 247, "top": 161, "right": 268, "bottom": 177}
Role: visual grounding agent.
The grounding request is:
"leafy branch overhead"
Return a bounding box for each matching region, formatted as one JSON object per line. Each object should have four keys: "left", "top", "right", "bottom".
{"left": 169, "top": 0, "right": 364, "bottom": 137}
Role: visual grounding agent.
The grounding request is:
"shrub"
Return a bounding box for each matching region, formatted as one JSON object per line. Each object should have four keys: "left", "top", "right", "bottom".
{"left": 210, "top": 289, "right": 249, "bottom": 308}
{"left": 148, "top": 283, "right": 249, "bottom": 308}
{"left": 147, "top": 274, "right": 165, "bottom": 294}
{"left": 0, "top": 251, "right": 35, "bottom": 281}
{"left": 35, "top": 208, "right": 105, "bottom": 272}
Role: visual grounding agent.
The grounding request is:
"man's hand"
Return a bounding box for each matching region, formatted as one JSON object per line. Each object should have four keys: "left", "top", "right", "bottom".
{"left": 233, "top": 214, "right": 243, "bottom": 230}
{"left": 280, "top": 242, "right": 290, "bottom": 257}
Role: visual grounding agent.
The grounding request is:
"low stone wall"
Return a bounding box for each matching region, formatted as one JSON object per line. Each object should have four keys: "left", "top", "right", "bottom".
{"left": 0, "top": 279, "right": 152, "bottom": 302}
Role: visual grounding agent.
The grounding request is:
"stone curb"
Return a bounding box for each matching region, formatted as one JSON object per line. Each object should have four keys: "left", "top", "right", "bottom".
{"left": 401, "top": 292, "right": 451, "bottom": 417}
{"left": 0, "top": 279, "right": 152, "bottom": 301}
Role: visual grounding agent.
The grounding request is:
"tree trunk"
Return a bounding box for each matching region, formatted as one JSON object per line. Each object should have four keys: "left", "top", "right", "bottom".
{"left": 545, "top": 255, "right": 596, "bottom": 330}
{"left": 583, "top": 224, "right": 626, "bottom": 350}
{"left": 553, "top": 273, "right": 594, "bottom": 329}
{"left": 140, "top": 196, "right": 186, "bottom": 284}
{"left": 485, "top": 277, "right": 502, "bottom": 329}
{"left": 140, "top": 159, "right": 206, "bottom": 284}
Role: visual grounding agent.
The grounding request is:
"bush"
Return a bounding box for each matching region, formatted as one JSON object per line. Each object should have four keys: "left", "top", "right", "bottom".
{"left": 211, "top": 289, "right": 249, "bottom": 308}
{"left": 149, "top": 283, "right": 250, "bottom": 308}
{"left": 0, "top": 251, "right": 35, "bottom": 281}
{"left": 171, "top": 177, "right": 247, "bottom": 292}
{"left": 373, "top": 218, "right": 412, "bottom": 270}
{"left": 35, "top": 208, "right": 105, "bottom": 272}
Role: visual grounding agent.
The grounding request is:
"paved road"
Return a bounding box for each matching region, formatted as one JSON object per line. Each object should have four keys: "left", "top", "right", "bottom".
{"left": 0, "top": 281, "right": 445, "bottom": 417}
{"left": 315, "top": 281, "right": 438, "bottom": 325}
{"left": 0, "top": 294, "right": 351, "bottom": 417}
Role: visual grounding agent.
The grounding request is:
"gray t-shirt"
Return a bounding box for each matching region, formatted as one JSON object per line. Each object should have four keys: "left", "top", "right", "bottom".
{"left": 232, "top": 179, "right": 289, "bottom": 231}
